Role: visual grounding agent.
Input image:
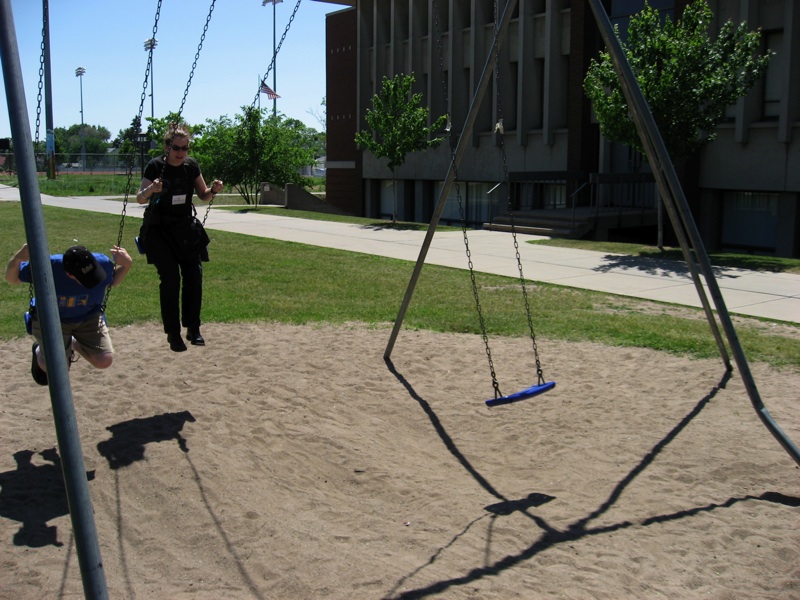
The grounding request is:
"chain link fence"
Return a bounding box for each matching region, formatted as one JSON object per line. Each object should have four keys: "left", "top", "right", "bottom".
{"left": 1, "top": 152, "right": 143, "bottom": 195}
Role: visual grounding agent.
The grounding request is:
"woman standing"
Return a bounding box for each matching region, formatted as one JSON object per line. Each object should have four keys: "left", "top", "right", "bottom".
{"left": 137, "top": 123, "right": 223, "bottom": 352}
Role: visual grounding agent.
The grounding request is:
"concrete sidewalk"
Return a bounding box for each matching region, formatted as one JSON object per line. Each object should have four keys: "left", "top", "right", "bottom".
{"left": 2, "top": 186, "right": 798, "bottom": 324}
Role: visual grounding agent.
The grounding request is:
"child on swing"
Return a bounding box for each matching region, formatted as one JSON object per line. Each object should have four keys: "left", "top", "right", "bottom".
{"left": 5, "top": 243, "right": 132, "bottom": 385}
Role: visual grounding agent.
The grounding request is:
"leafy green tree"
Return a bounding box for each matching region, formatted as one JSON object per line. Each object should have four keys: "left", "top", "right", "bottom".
{"left": 194, "top": 106, "right": 317, "bottom": 204}
{"left": 113, "top": 116, "right": 142, "bottom": 153}
{"left": 111, "top": 116, "right": 149, "bottom": 171}
{"left": 355, "top": 73, "right": 446, "bottom": 222}
{"left": 54, "top": 123, "right": 111, "bottom": 166}
{"left": 114, "top": 113, "right": 202, "bottom": 176}
{"left": 284, "top": 117, "right": 325, "bottom": 158}
{"left": 146, "top": 113, "right": 203, "bottom": 154}
{"left": 583, "top": 0, "right": 772, "bottom": 161}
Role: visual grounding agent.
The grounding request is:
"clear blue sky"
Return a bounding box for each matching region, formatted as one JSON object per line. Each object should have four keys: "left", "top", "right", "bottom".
{"left": 1, "top": 0, "right": 350, "bottom": 141}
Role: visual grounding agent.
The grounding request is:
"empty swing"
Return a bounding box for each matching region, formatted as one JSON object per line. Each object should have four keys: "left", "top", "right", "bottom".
{"left": 453, "top": 6, "right": 554, "bottom": 408}
{"left": 453, "top": 170, "right": 555, "bottom": 408}
{"left": 385, "top": 0, "right": 554, "bottom": 407}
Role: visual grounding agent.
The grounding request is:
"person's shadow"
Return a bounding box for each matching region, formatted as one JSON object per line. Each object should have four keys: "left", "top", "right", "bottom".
{"left": 96, "top": 411, "right": 196, "bottom": 469}
{"left": 0, "top": 448, "right": 95, "bottom": 547}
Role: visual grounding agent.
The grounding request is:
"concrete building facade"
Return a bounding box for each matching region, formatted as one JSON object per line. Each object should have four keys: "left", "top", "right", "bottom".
{"left": 323, "top": 0, "right": 800, "bottom": 257}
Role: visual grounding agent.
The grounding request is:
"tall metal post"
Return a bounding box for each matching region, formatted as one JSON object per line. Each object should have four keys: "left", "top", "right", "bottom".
{"left": 262, "top": 0, "right": 280, "bottom": 116}
{"left": 75, "top": 66, "right": 86, "bottom": 170}
{"left": 42, "top": 0, "right": 55, "bottom": 179}
{"left": 0, "top": 1, "right": 109, "bottom": 596}
{"left": 586, "top": 0, "right": 799, "bottom": 467}
{"left": 143, "top": 37, "right": 158, "bottom": 122}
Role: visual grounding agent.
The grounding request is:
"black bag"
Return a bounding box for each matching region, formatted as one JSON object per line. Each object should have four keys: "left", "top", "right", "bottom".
{"left": 136, "top": 206, "right": 154, "bottom": 255}
{"left": 169, "top": 215, "right": 210, "bottom": 261}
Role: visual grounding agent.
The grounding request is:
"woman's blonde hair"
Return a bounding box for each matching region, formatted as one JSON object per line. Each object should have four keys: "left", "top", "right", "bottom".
{"left": 163, "top": 122, "right": 192, "bottom": 146}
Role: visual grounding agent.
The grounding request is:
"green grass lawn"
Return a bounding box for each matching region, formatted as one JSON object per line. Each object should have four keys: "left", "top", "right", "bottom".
{"left": 1, "top": 201, "right": 798, "bottom": 370}
{"left": 0, "top": 173, "right": 141, "bottom": 197}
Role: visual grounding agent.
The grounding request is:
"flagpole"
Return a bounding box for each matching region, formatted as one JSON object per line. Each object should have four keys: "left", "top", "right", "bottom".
{"left": 272, "top": 0, "right": 277, "bottom": 116}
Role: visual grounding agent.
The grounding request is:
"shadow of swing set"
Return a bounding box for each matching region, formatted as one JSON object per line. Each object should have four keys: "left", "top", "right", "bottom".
{"left": 2, "top": 0, "right": 303, "bottom": 596}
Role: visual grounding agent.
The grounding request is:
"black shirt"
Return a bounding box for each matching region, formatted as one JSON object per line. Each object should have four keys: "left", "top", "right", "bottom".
{"left": 143, "top": 155, "right": 202, "bottom": 218}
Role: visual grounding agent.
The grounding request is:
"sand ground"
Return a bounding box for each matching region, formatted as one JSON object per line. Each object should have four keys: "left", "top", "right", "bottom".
{"left": 1, "top": 322, "right": 798, "bottom": 599}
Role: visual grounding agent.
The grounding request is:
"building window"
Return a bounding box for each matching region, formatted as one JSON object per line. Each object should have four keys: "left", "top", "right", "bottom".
{"left": 610, "top": 0, "right": 674, "bottom": 40}
{"left": 436, "top": 180, "right": 494, "bottom": 227}
{"left": 380, "top": 180, "right": 396, "bottom": 220}
{"left": 762, "top": 30, "right": 783, "bottom": 120}
{"left": 721, "top": 191, "right": 778, "bottom": 254}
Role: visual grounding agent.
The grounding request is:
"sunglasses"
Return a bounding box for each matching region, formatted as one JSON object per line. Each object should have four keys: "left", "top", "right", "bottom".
{"left": 170, "top": 144, "right": 189, "bottom": 152}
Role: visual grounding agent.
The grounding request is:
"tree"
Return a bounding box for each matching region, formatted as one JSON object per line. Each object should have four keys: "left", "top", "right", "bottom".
{"left": 583, "top": 0, "right": 772, "bottom": 161}
{"left": 284, "top": 117, "right": 325, "bottom": 159}
{"left": 355, "top": 73, "right": 446, "bottom": 222}
{"left": 193, "top": 106, "right": 318, "bottom": 204}
{"left": 54, "top": 124, "right": 111, "bottom": 166}
{"left": 113, "top": 116, "right": 142, "bottom": 153}
{"left": 147, "top": 113, "right": 203, "bottom": 150}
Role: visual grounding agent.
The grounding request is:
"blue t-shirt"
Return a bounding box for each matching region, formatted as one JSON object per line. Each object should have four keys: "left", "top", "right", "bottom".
{"left": 19, "top": 253, "right": 114, "bottom": 323}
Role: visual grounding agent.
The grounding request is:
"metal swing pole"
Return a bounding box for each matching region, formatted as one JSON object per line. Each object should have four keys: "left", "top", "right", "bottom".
{"left": 586, "top": 0, "right": 800, "bottom": 467}
{"left": 0, "top": 2, "right": 110, "bottom": 597}
{"left": 384, "top": 0, "right": 519, "bottom": 360}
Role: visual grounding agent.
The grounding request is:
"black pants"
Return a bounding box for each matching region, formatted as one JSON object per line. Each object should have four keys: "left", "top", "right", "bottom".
{"left": 146, "top": 227, "right": 203, "bottom": 334}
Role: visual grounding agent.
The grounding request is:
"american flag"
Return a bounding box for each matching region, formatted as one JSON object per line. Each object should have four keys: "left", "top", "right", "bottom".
{"left": 260, "top": 83, "right": 280, "bottom": 99}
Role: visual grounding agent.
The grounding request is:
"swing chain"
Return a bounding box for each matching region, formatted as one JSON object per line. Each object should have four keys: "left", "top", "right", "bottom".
{"left": 251, "top": 0, "right": 303, "bottom": 108}
{"left": 177, "top": 0, "right": 218, "bottom": 225}
{"left": 27, "top": 1, "right": 49, "bottom": 314}
{"left": 34, "top": 1, "right": 46, "bottom": 154}
{"left": 434, "top": 0, "right": 502, "bottom": 398}
{"left": 177, "top": 0, "right": 217, "bottom": 119}
{"left": 493, "top": 5, "right": 545, "bottom": 385}
{"left": 457, "top": 180, "right": 502, "bottom": 399}
{"left": 201, "top": 193, "right": 214, "bottom": 226}
{"left": 103, "top": 0, "right": 163, "bottom": 315}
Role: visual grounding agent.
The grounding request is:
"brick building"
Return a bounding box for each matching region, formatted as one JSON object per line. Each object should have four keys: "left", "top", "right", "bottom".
{"left": 322, "top": 0, "right": 800, "bottom": 257}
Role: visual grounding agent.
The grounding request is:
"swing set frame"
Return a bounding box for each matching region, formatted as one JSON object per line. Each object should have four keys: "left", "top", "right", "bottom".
{"left": 383, "top": 0, "right": 800, "bottom": 467}
{"left": 384, "top": 0, "right": 553, "bottom": 407}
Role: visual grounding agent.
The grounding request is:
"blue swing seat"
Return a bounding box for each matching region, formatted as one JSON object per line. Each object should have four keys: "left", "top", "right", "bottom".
{"left": 485, "top": 380, "right": 555, "bottom": 407}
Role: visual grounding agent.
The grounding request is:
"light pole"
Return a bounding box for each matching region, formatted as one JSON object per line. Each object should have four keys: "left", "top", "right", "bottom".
{"left": 135, "top": 133, "right": 148, "bottom": 177}
{"left": 143, "top": 38, "right": 158, "bottom": 123}
{"left": 43, "top": 0, "right": 55, "bottom": 178}
{"left": 75, "top": 67, "right": 86, "bottom": 171}
{"left": 262, "top": 0, "right": 281, "bottom": 116}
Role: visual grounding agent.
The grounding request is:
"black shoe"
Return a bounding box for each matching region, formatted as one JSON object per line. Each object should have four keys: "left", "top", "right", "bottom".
{"left": 167, "top": 332, "right": 187, "bottom": 352}
{"left": 186, "top": 328, "right": 205, "bottom": 346}
{"left": 31, "top": 343, "right": 48, "bottom": 385}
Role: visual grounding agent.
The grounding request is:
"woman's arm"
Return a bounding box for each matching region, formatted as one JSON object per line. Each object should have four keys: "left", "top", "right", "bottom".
{"left": 194, "top": 174, "right": 223, "bottom": 203}
{"left": 137, "top": 177, "right": 162, "bottom": 204}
